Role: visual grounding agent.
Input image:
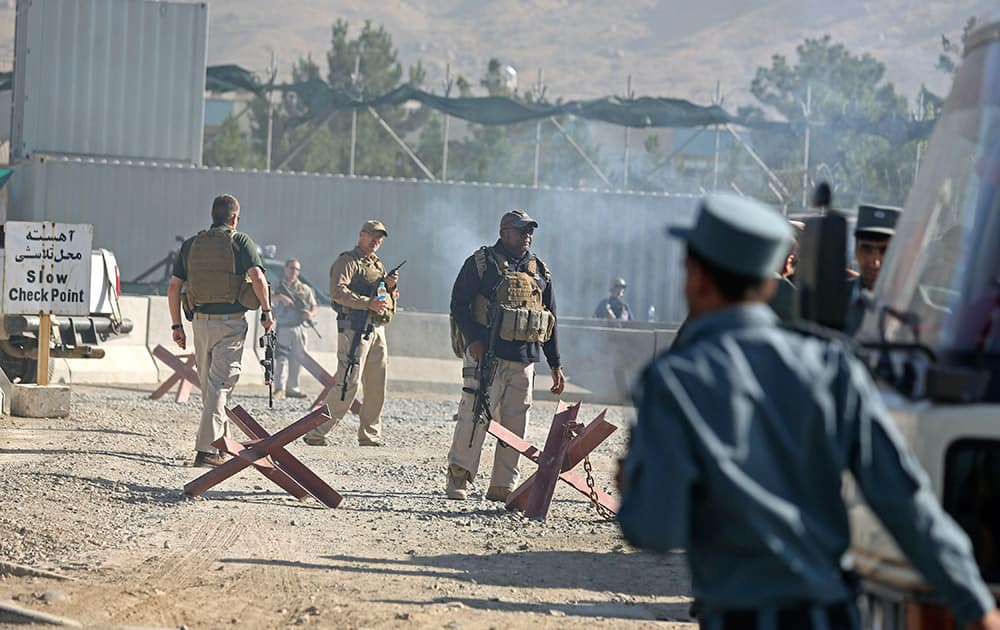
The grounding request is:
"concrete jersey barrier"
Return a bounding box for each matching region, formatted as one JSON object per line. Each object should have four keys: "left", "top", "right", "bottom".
{"left": 54, "top": 295, "right": 159, "bottom": 384}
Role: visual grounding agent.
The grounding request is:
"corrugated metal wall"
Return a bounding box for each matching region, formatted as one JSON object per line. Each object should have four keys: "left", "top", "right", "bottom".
{"left": 9, "top": 157, "right": 697, "bottom": 321}
{"left": 11, "top": 0, "right": 207, "bottom": 164}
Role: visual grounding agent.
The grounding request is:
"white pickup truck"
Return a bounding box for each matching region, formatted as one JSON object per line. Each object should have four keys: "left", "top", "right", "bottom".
{"left": 0, "top": 248, "right": 133, "bottom": 382}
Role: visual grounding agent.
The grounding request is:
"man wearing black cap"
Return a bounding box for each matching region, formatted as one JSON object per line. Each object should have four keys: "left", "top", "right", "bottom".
{"left": 617, "top": 194, "right": 998, "bottom": 630}
{"left": 445, "top": 209, "right": 566, "bottom": 501}
{"left": 845, "top": 204, "right": 901, "bottom": 335}
{"left": 593, "top": 277, "right": 634, "bottom": 321}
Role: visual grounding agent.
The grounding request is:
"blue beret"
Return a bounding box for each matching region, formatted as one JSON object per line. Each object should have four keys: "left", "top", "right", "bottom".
{"left": 668, "top": 194, "right": 793, "bottom": 279}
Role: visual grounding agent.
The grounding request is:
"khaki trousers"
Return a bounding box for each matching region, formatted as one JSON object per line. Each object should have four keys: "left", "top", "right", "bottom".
{"left": 192, "top": 316, "right": 248, "bottom": 453}
{"left": 311, "top": 325, "right": 388, "bottom": 444}
{"left": 448, "top": 349, "right": 533, "bottom": 489}
{"left": 274, "top": 323, "right": 307, "bottom": 391}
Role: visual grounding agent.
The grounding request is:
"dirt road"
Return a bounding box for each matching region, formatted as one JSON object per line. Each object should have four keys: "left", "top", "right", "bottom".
{"left": 0, "top": 384, "right": 693, "bottom": 629}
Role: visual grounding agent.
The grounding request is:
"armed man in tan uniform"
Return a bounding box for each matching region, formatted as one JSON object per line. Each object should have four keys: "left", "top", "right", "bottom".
{"left": 167, "top": 194, "right": 273, "bottom": 468}
{"left": 272, "top": 258, "right": 318, "bottom": 399}
{"left": 305, "top": 220, "right": 399, "bottom": 447}
{"left": 446, "top": 209, "right": 566, "bottom": 501}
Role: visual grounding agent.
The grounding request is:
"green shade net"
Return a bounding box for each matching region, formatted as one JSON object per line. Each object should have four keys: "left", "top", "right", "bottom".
{"left": 0, "top": 66, "right": 935, "bottom": 143}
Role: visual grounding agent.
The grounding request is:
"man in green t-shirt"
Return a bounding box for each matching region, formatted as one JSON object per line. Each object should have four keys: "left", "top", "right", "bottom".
{"left": 167, "top": 194, "right": 273, "bottom": 468}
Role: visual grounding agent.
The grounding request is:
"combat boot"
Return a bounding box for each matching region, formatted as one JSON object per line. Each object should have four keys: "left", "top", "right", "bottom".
{"left": 446, "top": 464, "right": 470, "bottom": 500}
{"left": 485, "top": 486, "right": 512, "bottom": 502}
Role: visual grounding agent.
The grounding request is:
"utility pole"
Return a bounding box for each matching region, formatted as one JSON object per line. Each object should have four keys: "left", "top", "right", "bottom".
{"left": 712, "top": 81, "right": 721, "bottom": 191}
{"left": 441, "top": 63, "right": 452, "bottom": 181}
{"left": 349, "top": 54, "right": 360, "bottom": 176}
{"left": 623, "top": 74, "right": 633, "bottom": 189}
{"left": 801, "top": 84, "right": 812, "bottom": 208}
{"left": 533, "top": 69, "right": 544, "bottom": 188}
{"left": 265, "top": 50, "right": 276, "bottom": 171}
{"left": 914, "top": 90, "right": 925, "bottom": 179}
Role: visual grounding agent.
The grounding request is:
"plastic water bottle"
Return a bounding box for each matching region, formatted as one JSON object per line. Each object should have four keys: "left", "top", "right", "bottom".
{"left": 647, "top": 304, "right": 656, "bottom": 322}
{"left": 376, "top": 280, "right": 388, "bottom": 302}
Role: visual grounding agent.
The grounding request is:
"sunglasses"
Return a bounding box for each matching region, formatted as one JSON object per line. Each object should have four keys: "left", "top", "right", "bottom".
{"left": 506, "top": 226, "right": 534, "bottom": 235}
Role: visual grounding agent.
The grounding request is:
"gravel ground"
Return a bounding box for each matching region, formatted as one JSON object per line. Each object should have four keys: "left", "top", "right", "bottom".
{"left": 0, "top": 383, "right": 693, "bottom": 629}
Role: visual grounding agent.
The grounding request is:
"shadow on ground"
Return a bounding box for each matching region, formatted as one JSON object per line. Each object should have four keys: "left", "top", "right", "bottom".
{"left": 220, "top": 551, "right": 684, "bottom": 596}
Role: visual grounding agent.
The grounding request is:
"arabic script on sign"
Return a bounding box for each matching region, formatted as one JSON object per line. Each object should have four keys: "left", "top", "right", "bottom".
{"left": 3, "top": 222, "right": 94, "bottom": 316}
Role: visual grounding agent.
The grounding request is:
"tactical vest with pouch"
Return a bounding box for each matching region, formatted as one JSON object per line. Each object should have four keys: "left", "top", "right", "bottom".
{"left": 332, "top": 250, "right": 395, "bottom": 327}
{"left": 450, "top": 245, "right": 554, "bottom": 358}
{"left": 184, "top": 229, "right": 260, "bottom": 311}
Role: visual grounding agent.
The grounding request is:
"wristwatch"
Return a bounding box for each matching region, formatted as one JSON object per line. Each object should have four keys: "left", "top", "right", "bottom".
{"left": 171, "top": 323, "right": 183, "bottom": 331}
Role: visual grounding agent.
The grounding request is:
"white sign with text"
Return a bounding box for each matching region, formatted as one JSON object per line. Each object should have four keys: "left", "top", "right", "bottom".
{"left": 3, "top": 222, "right": 93, "bottom": 316}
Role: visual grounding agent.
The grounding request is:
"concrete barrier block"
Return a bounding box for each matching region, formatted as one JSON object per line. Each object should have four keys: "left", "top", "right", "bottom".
{"left": 241, "top": 314, "right": 265, "bottom": 382}
{"left": 558, "top": 324, "right": 657, "bottom": 402}
{"left": 51, "top": 359, "right": 71, "bottom": 385}
{"left": 386, "top": 311, "right": 455, "bottom": 360}
{"left": 146, "top": 296, "right": 175, "bottom": 368}
{"left": 64, "top": 296, "right": 158, "bottom": 384}
{"left": 0, "top": 367, "right": 8, "bottom": 415}
{"left": 308, "top": 309, "right": 340, "bottom": 354}
{"left": 654, "top": 328, "right": 680, "bottom": 355}
{"left": 11, "top": 383, "right": 71, "bottom": 418}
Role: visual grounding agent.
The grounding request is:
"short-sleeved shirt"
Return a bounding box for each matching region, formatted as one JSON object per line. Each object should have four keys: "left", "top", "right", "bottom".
{"left": 617, "top": 303, "right": 993, "bottom": 623}
{"left": 171, "top": 224, "right": 264, "bottom": 314}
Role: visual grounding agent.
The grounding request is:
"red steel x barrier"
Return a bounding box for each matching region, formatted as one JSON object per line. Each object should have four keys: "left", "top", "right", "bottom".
{"left": 183, "top": 405, "right": 343, "bottom": 508}
{"left": 150, "top": 344, "right": 200, "bottom": 403}
{"left": 487, "top": 401, "right": 618, "bottom": 520}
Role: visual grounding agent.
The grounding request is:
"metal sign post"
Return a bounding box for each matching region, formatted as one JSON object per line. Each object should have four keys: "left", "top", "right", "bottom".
{"left": 37, "top": 312, "right": 50, "bottom": 385}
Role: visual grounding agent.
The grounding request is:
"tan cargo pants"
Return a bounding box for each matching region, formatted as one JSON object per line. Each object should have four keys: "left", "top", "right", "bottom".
{"left": 192, "top": 314, "right": 248, "bottom": 454}
{"left": 448, "top": 349, "right": 533, "bottom": 489}
{"left": 274, "top": 323, "right": 307, "bottom": 391}
{"left": 310, "top": 324, "right": 388, "bottom": 445}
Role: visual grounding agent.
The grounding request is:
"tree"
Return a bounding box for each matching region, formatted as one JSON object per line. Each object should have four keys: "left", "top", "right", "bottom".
{"left": 937, "top": 17, "right": 977, "bottom": 77}
{"left": 203, "top": 114, "right": 261, "bottom": 169}
{"left": 735, "top": 35, "right": 918, "bottom": 208}
{"left": 250, "top": 20, "right": 429, "bottom": 176}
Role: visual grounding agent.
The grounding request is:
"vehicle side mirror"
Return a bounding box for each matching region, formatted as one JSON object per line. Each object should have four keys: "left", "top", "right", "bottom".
{"left": 795, "top": 212, "right": 849, "bottom": 331}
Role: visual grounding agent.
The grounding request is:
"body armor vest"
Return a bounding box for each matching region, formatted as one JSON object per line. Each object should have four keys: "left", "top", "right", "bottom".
{"left": 333, "top": 250, "right": 395, "bottom": 325}
{"left": 184, "top": 230, "right": 260, "bottom": 311}
{"left": 473, "top": 246, "right": 554, "bottom": 343}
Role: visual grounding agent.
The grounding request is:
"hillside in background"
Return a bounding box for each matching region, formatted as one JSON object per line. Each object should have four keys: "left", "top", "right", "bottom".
{"left": 0, "top": 0, "right": 993, "bottom": 108}
{"left": 199, "top": 0, "right": 989, "bottom": 107}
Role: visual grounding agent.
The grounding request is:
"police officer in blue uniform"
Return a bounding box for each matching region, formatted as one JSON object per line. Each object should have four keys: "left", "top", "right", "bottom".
{"left": 616, "top": 194, "right": 999, "bottom": 630}
{"left": 845, "top": 204, "right": 901, "bottom": 335}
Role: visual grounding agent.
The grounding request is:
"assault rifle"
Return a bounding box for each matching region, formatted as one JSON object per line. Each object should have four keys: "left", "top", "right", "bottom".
{"left": 259, "top": 328, "right": 277, "bottom": 408}
{"left": 463, "top": 304, "right": 501, "bottom": 448}
{"left": 339, "top": 259, "right": 407, "bottom": 402}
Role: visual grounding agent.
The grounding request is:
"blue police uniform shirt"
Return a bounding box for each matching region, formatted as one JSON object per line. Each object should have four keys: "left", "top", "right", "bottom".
{"left": 617, "top": 303, "right": 993, "bottom": 623}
